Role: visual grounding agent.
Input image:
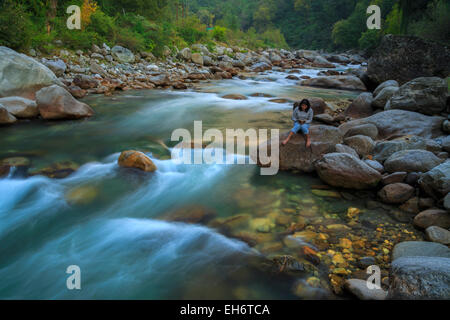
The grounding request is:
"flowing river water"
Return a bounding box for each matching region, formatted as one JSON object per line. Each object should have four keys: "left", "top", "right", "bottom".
{"left": 0, "top": 66, "right": 423, "bottom": 299}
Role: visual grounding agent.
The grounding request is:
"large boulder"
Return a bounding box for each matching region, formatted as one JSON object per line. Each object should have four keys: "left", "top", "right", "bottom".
{"left": 111, "top": 46, "right": 135, "bottom": 63}
{"left": 0, "top": 96, "right": 38, "bottom": 118}
{"left": 118, "top": 150, "right": 157, "bottom": 172}
{"left": 36, "top": 85, "right": 94, "bottom": 120}
{"left": 191, "top": 53, "right": 203, "bottom": 66}
{"left": 0, "top": 104, "right": 16, "bottom": 124}
{"left": 250, "top": 62, "right": 271, "bottom": 72}
{"left": 343, "top": 135, "right": 375, "bottom": 158}
{"left": 315, "top": 153, "right": 382, "bottom": 189}
{"left": 418, "top": 161, "right": 450, "bottom": 197}
{"left": 256, "top": 125, "right": 342, "bottom": 172}
{"left": 0, "top": 46, "right": 63, "bottom": 99}
{"left": 414, "top": 209, "right": 450, "bottom": 229}
{"left": 301, "top": 76, "right": 367, "bottom": 91}
{"left": 388, "top": 256, "right": 450, "bottom": 299}
{"left": 372, "top": 86, "right": 398, "bottom": 109}
{"left": 367, "top": 35, "right": 450, "bottom": 85}
{"left": 41, "top": 58, "right": 67, "bottom": 77}
{"left": 177, "top": 48, "right": 192, "bottom": 61}
{"left": 378, "top": 183, "right": 415, "bottom": 204}
{"left": 344, "top": 123, "right": 378, "bottom": 140}
{"left": 386, "top": 77, "right": 447, "bottom": 115}
{"left": 373, "top": 136, "right": 442, "bottom": 162}
{"left": 344, "top": 93, "right": 374, "bottom": 119}
{"left": 339, "top": 110, "right": 445, "bottom": 140}
{"left": 373, "top": 80, "right": 399, "bottom": 97}
{"left": 384, "top": 149, "right": 444, "bottom": 173}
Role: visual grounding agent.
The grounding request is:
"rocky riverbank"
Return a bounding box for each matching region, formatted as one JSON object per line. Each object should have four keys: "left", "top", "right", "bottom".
{"left": 0, "top": 34, "right": 449, "bottom": 300}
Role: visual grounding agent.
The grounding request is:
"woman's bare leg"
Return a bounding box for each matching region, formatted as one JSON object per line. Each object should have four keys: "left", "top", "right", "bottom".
{"left": 282, "top": 132, "right": 295, "bottom": 146}
{"left": 305, "top": 134, "right": 311, "bottom": 148}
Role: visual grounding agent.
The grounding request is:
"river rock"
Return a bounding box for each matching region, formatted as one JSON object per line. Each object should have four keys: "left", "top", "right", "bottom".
{"left": 162, "top": 205, "right": 216, "bottom": 224}
{"left": 36, "top": 85, "right": 94, "bottom": 120}
{"left": 444, "top": 193, "right": 450, "bottom": 211}
{"left": 388, "top": 256, "right": 450, "bottom": 300}
{"left": 392, "top": 241, "right": 450, "bottom": 261}
{"left": 0, "top": 46, "right": 64, "bottom": 99}
{"left": 373, "top": 80, "right": 399, "bottom": 97}
{"left": 0, "top": 104, "right": 17, "bottom": 124}
{"left": 426, "top": 226, "right": 450, "bottom": 245}
{"left": 250, "top": 62, "right": 271, "bottom": 72}
{"left": 441, "top": 136, "right": 450, "bottom": 153}
{"left": 364, "top": 160, "right": 384, "bottom": 173}
{"left": 443, "top": 120, "right": 450, "bottom": 133}
{"left": 191, "top": 53, "right": 203, "bottom": 66}
{"left": 418, "top": 161, "right": 450, "bottom": 197}
{"left": 414, "top": 209, "right": 450, "bottom": 229}
{"left": 111, "top": 46, "right": 135, "bottom": 63}
{"left": 67, "top": 86, "right": 87, "bottom": 99}
{"left": 386, "top": 77, "right": 447, "bottom": 115}
{"left": 384, "top": 150, "right": 443, "bottom": 173}
{"left": 343, "top": 135, "right": 375, "bottom": 157}
{"left": 344, "top": 93, "right": 374, "bottom": 119}
{"left": 344, "top": 279, "right": 387, "bottom": 300}
{"left": 372, "top": 86, "right": 398, "bottom": 109}
{"left": 0, "top": 96, "right": 38, "bottom": 118}
{"left": 367, "top": 34, "right": 450, "bottom": 85}
{"left": 339, "top": 110, "right": 444, "bottom": 140}
{"left": 260, "top": 125, "right": 342, "bottom": 172}
{"left": 382, "top": 172, "right": 407, "bottom": 185}
{"left": 309, "top": 97, "right": 332, "bottom": 115}
{"left": 378, "top": 183, "right": 414, "bottom": 204}
{"left": 335, "top": 144, "right": 359, "bottom": 158}
{"left": 315, "top": 153, "right": 382, "bottom": 189}
{"left": 118, "top": 150, "right": 157, "bottom": 172}
{"left": 41, "top": 58, "right": 66, "bottom": 77}
{"left": 73, "top": 74, "right": 99, "bottom": 90}
{"left": 344, "top": 123, "right": 378, "bottom": 140}
{"left": 373, "top": 136, "right": 442, "bottom": 162}
{"left": 301, "top": 76, "right": 366, "bottom": 91}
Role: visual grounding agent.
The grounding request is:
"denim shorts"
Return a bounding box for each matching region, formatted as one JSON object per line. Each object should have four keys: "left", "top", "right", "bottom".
{"left": 291, "top": 122, "right": 310, "bottom": 134}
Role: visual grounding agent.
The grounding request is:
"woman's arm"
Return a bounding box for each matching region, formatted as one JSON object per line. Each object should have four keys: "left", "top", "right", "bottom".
{"left": 305, "top": 109, "right": 313, "bottom": 124}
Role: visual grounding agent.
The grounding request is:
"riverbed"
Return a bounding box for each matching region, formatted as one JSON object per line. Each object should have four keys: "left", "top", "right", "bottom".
{"left": 0, "top": 65, "right": 423, "bottom": 299}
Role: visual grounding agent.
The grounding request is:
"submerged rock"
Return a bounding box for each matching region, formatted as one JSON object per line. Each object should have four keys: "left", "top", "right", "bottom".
{"left": 36, "top": 85, "right": 94, "bottom": 120}
{"left": 66, "top": 185, "right": 98, "bottom": 205}
{"left": 0, "top": 104, "right": 17, "bottom": 124}
{"left": 222, "top": 94, "right": 248, "bottom": 100}
{"left": 315, "top": 153, "right": 382, "bottom": 189}
{"left": 162, "top": 205, "right": 216, "bottom": 224}
{"left": 118, "top": 150, "right": 157, "bottom": 172}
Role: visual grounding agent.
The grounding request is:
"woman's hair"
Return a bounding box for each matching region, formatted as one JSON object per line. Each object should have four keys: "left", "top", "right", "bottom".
{"left": 294, "top": 99, "right": 311, "bottom": 112}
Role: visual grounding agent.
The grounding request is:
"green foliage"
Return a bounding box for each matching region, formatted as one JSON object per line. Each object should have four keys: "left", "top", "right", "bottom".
{"left": 0, "top": 0, "right": 33, "bottom": 50}
{"left": 211, "top": 26, "right": 227, "bottom": 42}
{"left": 358, "top": 29, "right": 382, "bottom": 53}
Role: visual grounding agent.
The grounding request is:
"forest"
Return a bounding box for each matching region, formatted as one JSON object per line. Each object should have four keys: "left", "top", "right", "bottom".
{"left": 1, "top": 0, "right": 449, "bottom": 56}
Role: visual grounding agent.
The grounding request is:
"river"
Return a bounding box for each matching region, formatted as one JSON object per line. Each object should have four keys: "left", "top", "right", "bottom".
{"left": 0, "top": 65, "right": 423, "bottom": 299}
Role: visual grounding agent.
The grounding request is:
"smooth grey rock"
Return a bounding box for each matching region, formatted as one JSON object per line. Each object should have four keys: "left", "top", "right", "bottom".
{"left": 384, "top": 149, "right": 443, "bottom": 173}
{"left": 387, "top": 77, "right": 447, "bottom": 115}
{"left": 335, "top": 144, "right": 359, "bottom": 159}
{"left": 373, "top": 86, "right": 398, "bottom": 109}
{"left": 344, "top": 135, "right": 375, "bottom": 157}
{"left": 419, "top": 161, "right": 450, "bottom": 197}
{"left": 414, "top": 209, "right": 450, "bottom": 229}
{"left": 345, "top": 279, "right": 387, "bottom": 300}
{"left": 344, "top": 93, "right": 374, "bottom": 119}
{"left": 392, "top": 241, "right": 450, "bottom": 261}
{"left": 301, "top": 75, "right": 367, "bottom": 91}
{"left": 0, "top": 104, "right": 17, "bottom": 124}
{"left": 111, "top": 46, "right": 135, "bottom": 63}
{"left": 382, "top": 172, "right": 407, "bottom": 185}
{"left": 372, "top": 136, "right": 442, "bottom": 162}
{"left": 426, "top": 226, "right": 450, "bottom": 245}
{"left": 344, "top": 123, "right": 378, "bottom": 140}
{"left": 373, "top": 80, "right": 399, "bottom": 97}
{"left": 364, "top": 160, "right": 384, "bottom": 173}
{"left": 0, "top": 96, "right": 38, "bottom": 118}
{"left": 378, "top": 183, "right": 415, "bottom": 204}
{"left": 388, "top": 256, "right": 450, "bottom": 300}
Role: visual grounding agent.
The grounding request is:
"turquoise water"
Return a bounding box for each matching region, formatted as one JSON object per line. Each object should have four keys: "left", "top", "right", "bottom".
{"left": 1, "top": 70, "right": 420, "bottom": 299}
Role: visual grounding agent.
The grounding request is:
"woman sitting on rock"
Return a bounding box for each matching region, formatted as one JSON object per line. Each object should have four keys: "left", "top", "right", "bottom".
{"left": 282, "top": 99, "right": 313, "bottom": 148}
